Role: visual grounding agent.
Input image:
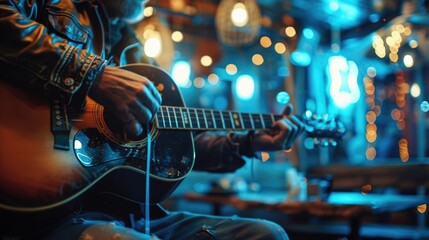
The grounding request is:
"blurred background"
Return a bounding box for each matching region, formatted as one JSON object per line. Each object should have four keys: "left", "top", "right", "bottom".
{"left": 133, "top": 0, "right": 429, "bottom": 238}
{"left": 136, "top": 0, "right": 428, "bottom": 167}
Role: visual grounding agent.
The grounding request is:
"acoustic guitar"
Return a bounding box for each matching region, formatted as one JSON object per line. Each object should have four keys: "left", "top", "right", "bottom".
{"left": 0, "top": 64, "right": 345, "bottom": 215}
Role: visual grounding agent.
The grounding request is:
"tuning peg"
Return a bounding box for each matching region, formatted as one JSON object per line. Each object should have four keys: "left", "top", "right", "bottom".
{"left": 321, "top": 138, "right": 329, "bottom": 147}
{"left": 313, "top": 137, "right": 320, "bottom": 146}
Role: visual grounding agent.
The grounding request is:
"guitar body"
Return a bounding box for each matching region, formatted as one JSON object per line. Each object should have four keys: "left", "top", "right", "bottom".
{"left": 0, "top": 64, "right": 194, "bottom": 216}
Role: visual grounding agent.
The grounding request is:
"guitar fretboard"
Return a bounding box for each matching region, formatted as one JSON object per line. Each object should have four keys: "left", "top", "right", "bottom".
{"left": 156, "top": 106, "right": 282, "bottom": 130}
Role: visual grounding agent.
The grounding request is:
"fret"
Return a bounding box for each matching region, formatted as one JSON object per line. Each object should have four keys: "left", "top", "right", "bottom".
{"left": 165, "top": 107, "right": 171, "bottom": 128}
{"left": 204, "top": 110, "right": 215, "bottom": 129}
{"left": 273, "top": 115, "right": 283, "bottom": 121}
{"left": 249, "top": 113, "right": 255, "bottom": 129}
{"left": 231, "top": 111, "right": 243, "bottom": 129}
{"left": 262, "top": 114, "right": 274, "bottom": 128}
{"left": 259, "top": 114, "right": 266, "bottom": 129}
{"left": 190, "top": 108, "right": 199, "bottom": 128}
{"left": 167, "top": 107, "right": 177, "bottom": 128}
{"left": 241, "top": 113, "right": 253, "bottom": 129}
{"left": 210, "top": 110, "right": 217, "bottom": 129}
{"left": 196, "top": 109, "right": 207, "bottom": 129}
{"left": 182, "top": 108, "right": 192, "bottom": 129}
{"left": 271, "top": 114, "right": 276, "bottom": 123}
{"left": 213, "top": 110, "right": 224, "bottom": 129}
{"left": 251, "top": 113, "right": 264, "bottom": 129}
{"left": 173, "top": 107, "right": 182, "bottom": 128}
{"left": 177, "top": 107, "right": 183, "bottom": 128}
{"left": 239, "top": 112, "right": 245, "bottom": 129}
{"left": 222, "top": 111, "right": 233, "bottom": 129}
{"left": 229, "top": 111, "right": 235, "bottom": 129}
{"left": 156, "top": 109, "right": 165, "bottom": 128}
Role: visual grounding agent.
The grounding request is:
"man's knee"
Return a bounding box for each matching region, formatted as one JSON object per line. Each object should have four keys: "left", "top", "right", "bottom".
{"left": 80, "top": 222, "right": 152, "bottom": 240}
{"left": 250, "top": 219, "right": 289, "bottom": 240}
{"left": 221, "top": 216, "right": 288, "bottom": 240}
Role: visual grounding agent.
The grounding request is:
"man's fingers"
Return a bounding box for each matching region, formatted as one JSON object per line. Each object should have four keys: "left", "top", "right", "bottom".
{"left": 118, "top": 112, "right": 143, "bottom": 139}
{"left": 282, "top": 103, "right": 293, "bottom": 116}
{"left": 146, "top": 80, "right": 162, "bottom": 104}
{"left": 130, "top": 100, "right": 153, "bottom": 125}
{"left": 137, "top": 86, "right": 161, "bottom": 118}
{"left": 281, "top": 118, "right": 299, "bottom": 149}
{"left": 124, "top": 118, "right": 143, "bottom": 139}
{"left": 287, "top": 115, "right": 306, "bottom": 136}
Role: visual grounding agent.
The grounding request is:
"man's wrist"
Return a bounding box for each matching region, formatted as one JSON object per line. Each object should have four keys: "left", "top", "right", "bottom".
{"left": 230, "top": 131, "right": 257, "bottom": 158}
{"left": 70, "top": 54, "right": 107, "bottom": 109}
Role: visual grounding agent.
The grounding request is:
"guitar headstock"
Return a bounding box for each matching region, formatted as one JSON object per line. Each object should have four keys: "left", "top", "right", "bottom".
{"left": 302, "top": 113, "right": 346, "bottom": 147}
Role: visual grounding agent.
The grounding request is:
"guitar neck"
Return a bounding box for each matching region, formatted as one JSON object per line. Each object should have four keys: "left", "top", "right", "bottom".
{"left": 155, "top": 106, "right": 280, "bottom": 131}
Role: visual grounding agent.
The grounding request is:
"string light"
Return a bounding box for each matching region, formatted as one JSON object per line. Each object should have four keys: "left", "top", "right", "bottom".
{"left": 194, "top": 77, "right": 205, "bottom": 88}
{"left": 418, "top": 204, "right": 427, "bottom": 214}
{"left": 207, "top": 73, "right": 220, "bottom": 85}
{"left": 143, "top": 6, "right": 155, "bottom": 17}
{"left": 171, "top": 31, "right": 184, "bottom": 42}
{"left": 226, "top": 64, "right": 238, "bottom": 75}
{"left": 364, "top": 68, "right": 377, "bottom": 161}
{"left": 285, "top": 26, "right": 296, "bottom": 37}
{"left": 260, "top": 36, "right": 272, "bottom": 48}
{"left": 200, "top": 55, "right": 213, "bottom": 67}
{"left": 251, "top": 54, "right": 264, "bottom": 65}
{"left": 274, "top": 42, "right": 286, "bottom": 54}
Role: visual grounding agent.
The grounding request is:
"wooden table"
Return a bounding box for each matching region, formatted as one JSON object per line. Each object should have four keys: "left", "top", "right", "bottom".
{"left": 184, "top": 191, "right": 428, "bottom": 240}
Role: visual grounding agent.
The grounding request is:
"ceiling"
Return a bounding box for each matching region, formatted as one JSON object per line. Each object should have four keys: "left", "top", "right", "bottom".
{"left": 145, "top": 0, "right": 429, "bottom": 76}
{"left": 150, "top": 0, "right": 411, "bottom": 42}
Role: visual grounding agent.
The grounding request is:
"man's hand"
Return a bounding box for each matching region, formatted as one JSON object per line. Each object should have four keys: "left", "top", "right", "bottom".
{"left": 252, "top": 104, "right": 305, "bottom": 151}
{"left": 88, "top": 66, "right": 162, "bottom": 139}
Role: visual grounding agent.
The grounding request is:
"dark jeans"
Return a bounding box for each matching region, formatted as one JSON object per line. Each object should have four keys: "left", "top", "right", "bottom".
{"left": 45, "top": 211, "right": 289, "bottom": 240}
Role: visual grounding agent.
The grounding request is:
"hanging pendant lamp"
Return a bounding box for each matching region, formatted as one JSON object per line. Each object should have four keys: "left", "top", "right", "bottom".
{"left": 215, "top": 0, "right": 261, "bottom": 47}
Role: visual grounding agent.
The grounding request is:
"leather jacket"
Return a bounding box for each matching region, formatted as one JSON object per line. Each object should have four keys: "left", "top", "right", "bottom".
{"left": 0, "top": 0, "right": 141, "bottom": 108}
{"left": 0, "top": 0, "right": 252, "bottom": 172}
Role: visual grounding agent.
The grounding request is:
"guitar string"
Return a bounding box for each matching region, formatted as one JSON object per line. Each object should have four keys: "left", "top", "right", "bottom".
{"left": 65, "top": 105, "right": 344, "bottom": 140}
{"left": 145, "top": 122, "right": 151, "bottom": 235}
{"left": 66, "top": 104, "right": 285, "bottom": 133}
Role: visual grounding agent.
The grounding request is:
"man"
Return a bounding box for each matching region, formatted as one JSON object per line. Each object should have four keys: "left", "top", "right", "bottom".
{"left": 0, "top": 0, "right": 304, "bottom": 239}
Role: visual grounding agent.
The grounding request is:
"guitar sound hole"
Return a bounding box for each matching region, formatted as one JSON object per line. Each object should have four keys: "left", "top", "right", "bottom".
{"left": 103, "top": 111, "right": 149, "bottom": 142}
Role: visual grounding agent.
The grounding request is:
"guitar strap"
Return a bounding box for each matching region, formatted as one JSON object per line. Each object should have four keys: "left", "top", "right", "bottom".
{"left": 50, "top": 97, "right": 72, "bottom": 150}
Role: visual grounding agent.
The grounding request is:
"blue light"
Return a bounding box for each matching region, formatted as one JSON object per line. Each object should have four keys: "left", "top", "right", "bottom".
{"left": 290, "top": 51, "right": 312, "bottom": 66}
{"left": 276, "top": 91, "right": 290, "bottom": 104}
{"left": 303, "top": 28, "right": 314, "bottom": 40}
{"left": 327, "top": 55, "right": 360, "bottom": 109}
{"left": 171, "top": 61, "right": 191, "bottom": 88}
{"left": 369, "top": 13, "right": 380, "bottom": 23}
{"left": 329, "top": 1, "right": 339, "bottom": 11}
{"left": 214, "top": 96, "right": 228, "bottom": 110}
{"left": 235, "top": 75, "right": 255, "bottom": 100}
{"left": 421, "top": 101, "right": 429, "bottom": 112}
{"left": 277, "top": 66, "right": 289, "bottom": 77}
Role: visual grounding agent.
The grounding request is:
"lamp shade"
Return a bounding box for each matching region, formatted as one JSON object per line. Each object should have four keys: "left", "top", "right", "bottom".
{"left": 134, "top": 16, "right": 175, "bottom": 70}
{"left": 215, "top": 0, "right": 261, "bottom": 47}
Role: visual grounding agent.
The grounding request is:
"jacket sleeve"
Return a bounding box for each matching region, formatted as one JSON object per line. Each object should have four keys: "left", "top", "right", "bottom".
{"left": 0, "top": 1, "right": 106, "bottom": 107}
{"left": 193, "top": 131, "right": 255, "bottom": 172}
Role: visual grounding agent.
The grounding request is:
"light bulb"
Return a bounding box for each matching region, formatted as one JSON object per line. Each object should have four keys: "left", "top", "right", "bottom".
{"left": 231, "top": 2, "right": 249, "bottom": 27}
